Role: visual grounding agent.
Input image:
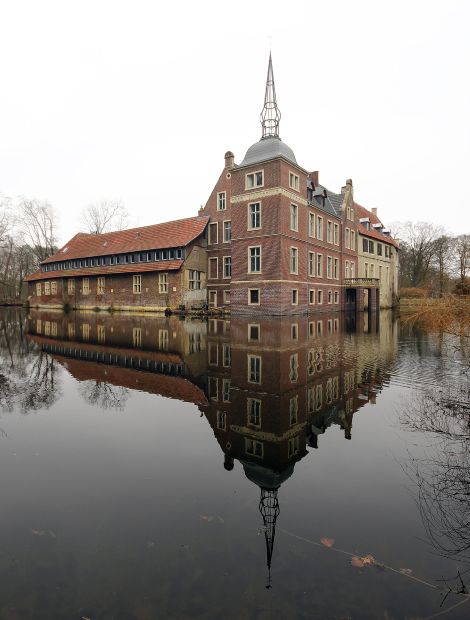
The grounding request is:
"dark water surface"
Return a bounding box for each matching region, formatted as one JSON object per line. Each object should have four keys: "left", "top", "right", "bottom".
{"left": 0, "top": 308, "right": 468, "bottom": 619}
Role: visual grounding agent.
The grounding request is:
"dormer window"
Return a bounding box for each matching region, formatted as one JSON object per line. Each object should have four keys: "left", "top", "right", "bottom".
{"left": 246, "top": 171, "right": 263, "bottom": 189}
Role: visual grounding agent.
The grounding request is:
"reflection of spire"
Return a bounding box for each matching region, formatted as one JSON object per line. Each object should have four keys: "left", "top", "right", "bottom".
{"left": 260, "top": 53, "right": 281, "bottom": 139}
{"left": 259, "top": 487, "right": 280, "bottom": 588}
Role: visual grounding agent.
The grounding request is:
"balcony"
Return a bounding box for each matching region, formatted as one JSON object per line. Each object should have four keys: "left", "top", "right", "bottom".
{"left": 343, "top": 278, "right": 380, "bottom": 287}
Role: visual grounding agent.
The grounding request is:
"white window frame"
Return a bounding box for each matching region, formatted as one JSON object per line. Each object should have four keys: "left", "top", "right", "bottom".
{"left": 308, "top": 251, "right": 315, "bottom": 277}
{"left": 97, "top": 277, "right": 105, "bottom": 294}
{"left": 245, "top": 170, "right": 264, "bottom": 190}
{"left": 292, "top": 289, "right": 298, "bottom": 305}
{"left": 208, "top": 257, "right": 219, "bottom": 280}
{"left": 316, "top": 215, "right": 323, "bottom": 240}
{"left": 290, "top": 203, "right": 298, "bottom": 231}
{"left": 223, "top": 220, "right": 231, "bottom": 243}
{"left": 334, "top": 222, "right": 339, "bottom": 245}
{"left": 248, "top": 288, "right": 260, "bottom": 306}
{"left": 316, "top": 253, "right": 323, "bottom": 277}
{"left": 223, "top": 289, "right": 231, "bottom": 304}
{"left": 248, "top": 202, "right": 261, "bottom": 230}
{"left": 248, "top": 246, "right": 261, "bottom": 274}
{"left": 208, "top": 222, "right": 218, "bottom": 245}
{"left": 36, "top": 282, "right": 42, "bottom": 296}
{"left": 309, "top": 289, "right": 315, "bottom": 304}
{"left": 68, "top": 279, "right": 75, "bottom": 294}
{"left": 133, "top": 274, "right": 142, "bottom": 294}
{"left": 223, "top": 256, "right": 231, "bottom": 279}
{"left": 289, "top": 171, "right": 300, "bottom": 191}
{"left": 247, "top": 354, "right": 262, "bottom": 384}
{"left": 327, "top": 220, "right": 333, "bottom": 243}
{"left": 82, "top": 278, "right": 89, "bottom": 295}
{"left": 217, "top": 191, "right": 226, "bottom": 211}
{"left": 290, "top": 247, "right": 298, "bottom": 274}
{"left": 308, "top": 211, "right": 315, "bottom": 238}
{"left": 158, "top": 273, "right": 168, "bottom": 293}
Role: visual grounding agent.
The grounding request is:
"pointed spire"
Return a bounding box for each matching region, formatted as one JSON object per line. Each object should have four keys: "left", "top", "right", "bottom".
{"left": 259, "top": 488, "right": 280, "bottom": 588}
{"left": 260, "top": 52, "right": 281, "bottom": 139}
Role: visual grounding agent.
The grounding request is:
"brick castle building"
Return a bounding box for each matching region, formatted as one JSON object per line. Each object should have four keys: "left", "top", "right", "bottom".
{"left": 25, "top": 54, "right": 398, "bottom": 314}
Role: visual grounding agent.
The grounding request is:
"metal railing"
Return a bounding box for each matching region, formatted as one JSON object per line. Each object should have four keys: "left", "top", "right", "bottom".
{"left": 343, "top": 278, "right": 380, "bottom": 287}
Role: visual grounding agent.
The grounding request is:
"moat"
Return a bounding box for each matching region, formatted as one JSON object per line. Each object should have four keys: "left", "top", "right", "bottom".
{"left": 0, "top": 308, "right": 468, "bottom": 619}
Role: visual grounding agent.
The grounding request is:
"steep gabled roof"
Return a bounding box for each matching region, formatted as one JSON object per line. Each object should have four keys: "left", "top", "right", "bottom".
{"left": 42, "top": 215, "right": 209, "bottom": 264}
{"left": 355, "top": 203, "right": 399, "bottom": 248}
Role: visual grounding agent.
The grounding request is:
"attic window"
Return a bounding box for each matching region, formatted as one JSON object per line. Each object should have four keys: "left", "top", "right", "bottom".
{"left": 62, "top": 247, "right": 69, "bottom": 253}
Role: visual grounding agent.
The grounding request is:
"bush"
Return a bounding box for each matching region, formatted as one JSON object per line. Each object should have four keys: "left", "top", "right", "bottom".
{"left": 399, "top": 287, "right": 430, "bottom": 298}
{"left": 453, "top": 279, "right": 470, "bottom": 296}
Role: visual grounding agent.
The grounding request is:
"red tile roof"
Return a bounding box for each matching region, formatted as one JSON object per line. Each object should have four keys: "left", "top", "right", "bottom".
{"left": 354, "top": 203, "right": 399, "bottom": 248}
{"left": 42, "top": 215, "right": 209, "bottom": 264}
{"left": 25, "top": 259, "right": 184, "bottom": 281}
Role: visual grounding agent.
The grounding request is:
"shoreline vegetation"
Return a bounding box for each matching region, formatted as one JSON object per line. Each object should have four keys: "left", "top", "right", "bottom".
{"left": 400, "top": 295, "right": 470, "bottom": 343}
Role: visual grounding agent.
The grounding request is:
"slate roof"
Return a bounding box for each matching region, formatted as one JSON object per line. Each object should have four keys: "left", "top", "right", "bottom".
{"left": 355, "top": 203, "right": 399, "bottom": 248}
{"left": 239, "top": 136, "right": 297, "bottom": 167}
{"left": 311, "top": 185, "right": 344, "bottom": 219}
{"left": 25, "top": 260, "right": 184, "bottom": 282}
{"left": 41, "top": 216, "right": 210, "bottom": 265}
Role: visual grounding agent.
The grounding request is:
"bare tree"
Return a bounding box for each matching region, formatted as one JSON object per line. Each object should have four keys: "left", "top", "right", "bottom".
{"left": 18, "top": 199, "right": 57, "bottom": 262}
{"left": 453, "top": 234, "right": 470, "bottom": 283}
{"left": 432, "top": 235, "right": 453, "bottom": 296}
{"left": 80, "top": 200, "right": 128, "bottom": 235}
{"left": 392, "top": 221, "right": 444, "bottom": 287}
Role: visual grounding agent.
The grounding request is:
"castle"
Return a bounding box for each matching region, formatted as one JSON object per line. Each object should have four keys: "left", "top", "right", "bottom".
{"left": 25, "top": 54, "right": 399, "bottom": 314}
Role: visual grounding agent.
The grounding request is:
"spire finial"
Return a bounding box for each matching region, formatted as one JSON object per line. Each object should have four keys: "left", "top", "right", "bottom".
{"left": 260, "top": 52, "right": 281, "bottom": 139}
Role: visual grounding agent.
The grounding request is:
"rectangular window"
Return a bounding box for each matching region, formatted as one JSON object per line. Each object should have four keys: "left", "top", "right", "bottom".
{"left": 208, "top": 222, "right": 218, "bottom": 245}
{"left": 289, "top": 353, "right": 298, "bottom": 382}
{"left": 189, "top": 270, "right": 202, "bottom": 290}
{"left": 289, "top": 396, "right": 298, "bottom": 425}
{"left": 334, "top": 257, "right": 339, "bottom": 279}
{"left": 377, "top": 243, "right": 383, "bottom": 256}
{"left": 208, "top": 290, "right": 217, "bottom": 307}
{"left": 327, "top": 256, "right": 333, "bottom": 279}
{"left": 351, "top": 262, "right": 355, "bottom": 278}
{"left": 217, "top": 191, "right": 226, "bottom": 211}
{"left": 316, "top": 253, "right": 323, "bottom": 277}
{"left": 334, "top": 291, "right": 339, "bottom": 304}
{"left": 247, "top": 398, "right": 261, "bottom": 427}
{"left": 292, "top": 289, "right": 298, "bottom": 305}
{"left": 248, "top": 288, "right": 260, "bottom": 305}
{"left": 158, "top": 273, "right": 168, "bottom": 293}
{"left": 248, "top": 354, "right": 262, "bottom": 384}
{"left": 345, "top": 260, "right": 350, "bottom": 278}
{"left": 222, "top": 379, "right": 231, "bottom": 402}
{"left": 369, "top": 240, "right": 375, "bottom": 254}
{"left": 68, "top": 279, "right": 75, "bottom": 294}
{"left": 36, "top": 282, "right": 42, "bottom": 296}
{"left": 290, "top": 204, "right": 298, "bottom": 231}
{"left": 248, "top": 202, "right": 261, "bottom": 229}
{"left": 209, "top": 257, "right": 218, "bottom": 279}
{"left": 44, "top": 281, "right": 51, "bottom": 295}
{"left": 82, "top": 278, "right": 89, "bottom": 295}
{"left": 248, "top": 323, "right": 260, "bottom": 341}
{"left": 97, "top": 325, "right": 105, "bottom": 344}
{"left": 216, "top": 410, "right": 226, "bottom": 431}
{"left": 223, "top": 256, "right": 232, "bottom": 278}
{"left": 223, "top": 290, "right": 230, "bottom": 304}
{"left": 309, "top": 212, "right": 315, "bottom": 237}
{"left": 350, "top": 230, "right": 355, "bottom": 250}
{"left": 223, "top": 344, "right": 231, "bottom": 367}
{"left": 209, "top": 343, "right": 219, "bottom": 366}
{"left": 291, "top": 323, "right": 298, "bottom": 340}
{"left": 363, "top": 238, "right": 369, "bottom": 252}
{"left": 316, "top": 216, "right": 323, "bottom": 240}
{"left": 365, "top": 262, "right": 369, "bottom": 277}
{"left": 248, "top": 246, "right": 261, "bottom": 273}
{"left": 327, "top": 220, "right": 333, "bottom": 243}
{"left": 308, "top": 251, "right": 315, "bottom": 276}
{"left": 317, "top": 290, "right": 323, "bottom": 304}
{"left": 97, "top": 277, "right": 105, "bottom": 294}
{"left": 334, "top": 222, "right": 339, "bottom": 245}
{"left": 370, "top": 264, "right": 375, "bottom": 277}
{"left": 289, "top": 172, "right": 300, "bottom": 191}
{"left": 246, "top": 170, "right": 263, "bottom": 189}
{"left": 223, "top": 220, "right": 231, "bottom": 242}
{"left": 133, "top": 327, "right": 142, "bottom": 347}
{"left": 328, "top": 290, "right": 333, "bottom": 304}
{"left": 345, "top": 227, "right": 350, "bottom": 249}
{"left": 132, "top": 276, "right": 142, "bottom": 294}
{"left": 158, "top": 329, "right": 169, "bottom": 350}
{"left": 50, "top": 281, "right": 57, "bottom": 294}
{"left": 309, "top": 289, "right": 315, "bottom": 304}
{"left": 290, "top": 247, "right": 298, "bottom": 274}
{"left": 245, "top": 438, "right": 263, "bottom": 458}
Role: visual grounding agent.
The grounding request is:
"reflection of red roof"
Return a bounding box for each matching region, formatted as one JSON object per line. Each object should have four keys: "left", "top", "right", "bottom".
{"left": 41, "top": 215, "right": 209, "bottom": 264}
{"left": 25, "top": 260, "right": 183, "bottom": 281}
{"left": 59, "top": 357, "right": 208, "bottom": 405}
{"left": 355, "top": 203, "right": 399, "bottom": 248}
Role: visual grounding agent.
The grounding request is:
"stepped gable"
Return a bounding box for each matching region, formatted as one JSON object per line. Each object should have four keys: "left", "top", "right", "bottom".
{"left": 41, "top": 215, "right": 210, "bottom": 264}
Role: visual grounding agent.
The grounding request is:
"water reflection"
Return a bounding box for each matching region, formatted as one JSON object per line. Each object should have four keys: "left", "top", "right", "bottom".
{"left": 22, "top": 308, "right": 400, "bottom": 589}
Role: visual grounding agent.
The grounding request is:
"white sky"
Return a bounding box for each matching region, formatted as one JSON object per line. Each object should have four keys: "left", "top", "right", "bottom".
{"left": 1, "top": 0, "right": 468, "bottom": 244}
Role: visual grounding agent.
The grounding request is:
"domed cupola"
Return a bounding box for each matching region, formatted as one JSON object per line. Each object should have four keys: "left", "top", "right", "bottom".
{"left": 240, "top": 53, "right": 297, "bottom": 167}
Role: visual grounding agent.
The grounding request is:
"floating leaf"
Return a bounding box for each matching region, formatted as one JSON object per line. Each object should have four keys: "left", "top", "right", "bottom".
{"left": 400, "top": 567, "right": 413, "bottom": 575}
{"left": 320, "top": 537, "right": 335, "bottom": 548}
{"left": 351, "top": 554, "right": 375, "bottom": 568}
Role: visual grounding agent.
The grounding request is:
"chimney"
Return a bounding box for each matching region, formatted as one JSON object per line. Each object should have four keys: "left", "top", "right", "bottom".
{"left": 224, "top": 151, "right": 235, "bottom": 168}
{"left": 341, "top": 178, "right": 353, "bottom": 194}
{"left": 310, "top": 170, "right": 319, "bottom": 186}
{"left": 371, "top": 207, "right": 378, "bottom": 217}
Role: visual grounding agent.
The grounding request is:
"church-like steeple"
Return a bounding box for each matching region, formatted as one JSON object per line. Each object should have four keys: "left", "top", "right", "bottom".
{"left": 259, "top": 487, "right": 280, "bottom": 588}
{"left": 260, "top": 52, "right": 281, "bottom": 139}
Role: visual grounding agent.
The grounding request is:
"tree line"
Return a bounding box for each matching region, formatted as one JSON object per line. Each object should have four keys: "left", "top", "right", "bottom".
{"left": 0, "top": 197, "right": 128, "bottom": 303}
{"left": 392, "top": 222, "right": 469, "bottom": 296}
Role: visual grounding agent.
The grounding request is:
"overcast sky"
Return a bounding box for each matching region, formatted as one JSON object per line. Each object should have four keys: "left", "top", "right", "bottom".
{"left": 1, "top": 0, "right": 468, "bottom": 244}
